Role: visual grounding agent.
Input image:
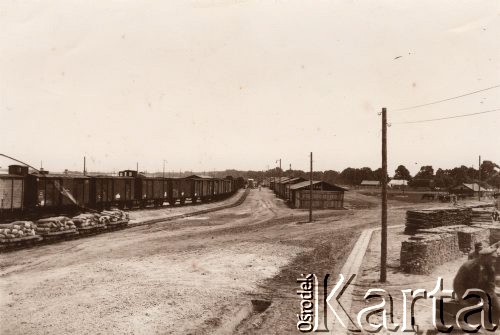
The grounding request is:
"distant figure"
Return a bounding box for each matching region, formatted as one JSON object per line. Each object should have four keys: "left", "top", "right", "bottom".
{"left": 493, "top": 210, "right": 499, "bottom": 222}
{"left": 259, "top": 186, "right": 261, "bottom": 191}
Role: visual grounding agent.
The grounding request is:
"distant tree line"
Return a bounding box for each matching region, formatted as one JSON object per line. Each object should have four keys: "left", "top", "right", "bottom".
{"left": 216, "top": 160, "right": 500, "bottom": 190}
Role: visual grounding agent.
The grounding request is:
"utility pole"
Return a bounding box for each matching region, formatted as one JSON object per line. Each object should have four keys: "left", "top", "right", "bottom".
{"left": 83, "top": 156, "right": 86, "bottom": 176}
{"left": 380, "top": 107, "right": 388, "bottom": 283}
{"left": 136, "top": 162, "right": 138, "bottom": 173}
{"left": 163, "top": 160, "right": 166, "bottom": 179}
{"left": 479, "top": 155, "right": 481, "bottom": 201}
{"left": 276, "top": 159, "right": 282, "bottom": 195}
{"left": 309, "top": 152, "right": 313, "bottom": 223}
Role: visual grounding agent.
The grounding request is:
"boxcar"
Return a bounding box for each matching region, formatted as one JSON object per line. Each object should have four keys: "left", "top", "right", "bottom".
{"left": 0, "top": 174, "right": 25, "bottom": 218}
{"left": 170, "top": 177, "right": 193, "bottom": 205}
{"left": 213, "top": 179, "right": 220, "bottom": 199}
{"left": 26, "top": 173, "right": 90, "bottom": 210}
{"left": 186, "top": 175, "right": 215, "bottom": 202}
{"left": 119, "top": 170, "right": 168, "bottom": 208}
{"left": 90, "top": 175, "right": 135, "bottom": 209}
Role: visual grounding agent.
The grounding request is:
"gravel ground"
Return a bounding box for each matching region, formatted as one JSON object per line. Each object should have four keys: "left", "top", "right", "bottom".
{"left": 0, "top": 188, "right": 429, "bottom": 334}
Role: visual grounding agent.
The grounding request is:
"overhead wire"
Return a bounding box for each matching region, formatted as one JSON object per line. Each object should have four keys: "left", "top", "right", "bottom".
{"left": 392, "top": 84, "right": 500, "bottom": 112}
{"left": 391, "top": 108, "right": 500, "bottom": 125}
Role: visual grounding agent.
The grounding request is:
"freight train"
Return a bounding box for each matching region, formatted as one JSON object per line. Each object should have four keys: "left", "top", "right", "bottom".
{"left": 0, "top": 165, "right": 238, "bottom": 221}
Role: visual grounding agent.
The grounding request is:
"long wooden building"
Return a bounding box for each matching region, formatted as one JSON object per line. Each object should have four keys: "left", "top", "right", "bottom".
{"left": 290, "top": 180, "right": 347, "bottom": 209}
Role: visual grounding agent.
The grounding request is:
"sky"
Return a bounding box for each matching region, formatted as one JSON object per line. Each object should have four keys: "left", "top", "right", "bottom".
{"left": 1, "top": 0, "right": 499, "bottom": 175}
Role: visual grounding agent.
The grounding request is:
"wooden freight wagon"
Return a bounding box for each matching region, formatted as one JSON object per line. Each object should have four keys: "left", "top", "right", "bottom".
{"left": 120, "top": 170, "right": 168, "bottom": 208}
{"left": 213, "top": 179, "right": 220, "bottom": 198}
{"left": 90, "top": 175, "right": 134, "bottom": 209}
{"left": 170, "top": 177, "right": 194, "bottom": 205}
{"left": 290, "top": 181, "right": 347, "bottom": 209}
{"left": 186, "top": 175, "right": 214, "bottom": 202}
{"left": 0, "top": 174, "right": 25, "bottom": 218}
{"left": 26, "top": 172, "right": 90, "bottom": 210}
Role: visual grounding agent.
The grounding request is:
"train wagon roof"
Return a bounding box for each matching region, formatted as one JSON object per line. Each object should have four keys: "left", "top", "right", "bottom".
{"left": 185, "top": 174, "right": 214, "bottom": 179}
{"left": 29, "top": 173, "right": 90, "bottom": 179}
{"left": 0, "top": 173, "right": 25, "bottom": 179}
{"left": 87, "top": 175, "right": 134, "bottom": 179}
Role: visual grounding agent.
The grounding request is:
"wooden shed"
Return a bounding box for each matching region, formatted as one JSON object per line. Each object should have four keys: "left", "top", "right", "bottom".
{"left": 274, "top": 177, "right": 290, "bottom": 196}
{"left": 290, "top": 180, "right": 347, "bottom": 209}
{"left": 360, "top": 180, "right": 380, "bottom": 188}
{"left": 283, "top": 177, "right": 306, "bottom": 202}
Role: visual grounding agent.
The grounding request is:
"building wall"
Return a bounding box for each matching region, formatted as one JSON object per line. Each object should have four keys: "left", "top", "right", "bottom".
{"left": 293, "top": 190, "right": 344, "bottom": 209}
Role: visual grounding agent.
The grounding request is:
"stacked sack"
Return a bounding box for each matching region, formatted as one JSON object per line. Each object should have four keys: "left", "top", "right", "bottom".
{"left": 35, "top": 216, "right": 77, "bottom": 235}
{"left": 99, "top": 209, "right": 129, "bottom": 225}
{"left": 0, "top": 221, "right": 37, "bottom": 241}
{"left": 72, "top": 213, "right": 101, "bottom": 228}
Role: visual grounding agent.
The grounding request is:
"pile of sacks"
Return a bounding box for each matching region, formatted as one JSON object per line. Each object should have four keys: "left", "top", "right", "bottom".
{"left": 0, "top": 221, "right": 37, "bottom": 241}
{"left": 35, "top": 216, "right": 77, "bottom": 235}
{"left": 99, "top": 209, "right": 129, "bottom": 225}
{"left": 72, "top": 213, "right": 101, "bottom": 228}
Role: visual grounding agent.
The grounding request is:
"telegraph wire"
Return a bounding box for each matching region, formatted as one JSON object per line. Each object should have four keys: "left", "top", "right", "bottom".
{"left": 391, "top": 108, "right": 500, "bottom": 125}
{"left": 393, "top": 84, "right": 500, "bottom": 112}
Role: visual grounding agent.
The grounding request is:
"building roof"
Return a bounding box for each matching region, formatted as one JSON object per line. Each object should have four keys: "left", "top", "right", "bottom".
{"left": 455, "top": 183, "right": 494, "bottom": 192}
{"left": 290, "top": 180, "right": 348, "bottom": 191}
{"left": 388, "top": 179, "right": 408, "bottom": 186}
{"left": 361, "top": 180, "right": 380, "bottom": 186}
{"left": 284, "top": 177, "right": 306, "bottom": 184}
{"left": 275, "top": 177, "right": 291, "bottom": 184}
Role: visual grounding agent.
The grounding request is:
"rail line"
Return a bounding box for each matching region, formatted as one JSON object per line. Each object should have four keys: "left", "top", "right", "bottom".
{"left": 0, "top": 188, "right": 250, "bottom": 253}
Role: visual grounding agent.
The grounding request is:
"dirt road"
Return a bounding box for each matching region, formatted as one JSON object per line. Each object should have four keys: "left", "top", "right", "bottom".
{"left": 0, "top": 188, "right": 418, "bottom": 334}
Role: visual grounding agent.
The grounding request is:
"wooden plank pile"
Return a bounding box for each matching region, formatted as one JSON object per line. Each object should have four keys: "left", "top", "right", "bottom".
{"left": 405, "top": 207, "right": 472, "bottom": 234}
{"left": 456, "top": 227, "right": 489, "bottom": 252}
{"left": 419, "top": 225, "right": 490, "bottom": 253}
{"left": 400, "top": 233, "right": 460, "bottom": 275}
{"left": 471, "top": 207, "right": 494, "bottom": 224}
{"left": 479, "top": 225, "right": 500, "bottom": 244}
{"left": 35, "top": 216, "right": 77, "bottom": 237}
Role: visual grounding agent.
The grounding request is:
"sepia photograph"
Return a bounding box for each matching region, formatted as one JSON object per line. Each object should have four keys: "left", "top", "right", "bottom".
{"left": 0, "top": 1, "right": 499, "bottom": 334}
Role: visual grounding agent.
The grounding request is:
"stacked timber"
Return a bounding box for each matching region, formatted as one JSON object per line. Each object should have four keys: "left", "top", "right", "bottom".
{"left": 405, "top": 207, "right": 472, "bottom": 234}
{"left": 479, "top": 224, "right": 500, "bottom": 244}
{"left": 400, "top": 233, "right": 460, "bottom": 275}
{"left": 419, "top": 225, "right": 490, "bottom": 253}
{"left": 0, "top": 221, "right": 38, "bottom": 242}
{"left": 471, "top": 207, "right": 494, "bottom": 224}
{"left": 35, "top": 216, "right": 77, "bottom": 237}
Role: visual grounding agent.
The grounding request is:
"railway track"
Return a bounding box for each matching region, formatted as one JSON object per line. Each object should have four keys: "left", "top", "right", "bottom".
{"left": 0, "top": 189, "right": 249, "bottom": 253}
{"left": 129, "top": 188, "right": 250, "bottom": 227}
